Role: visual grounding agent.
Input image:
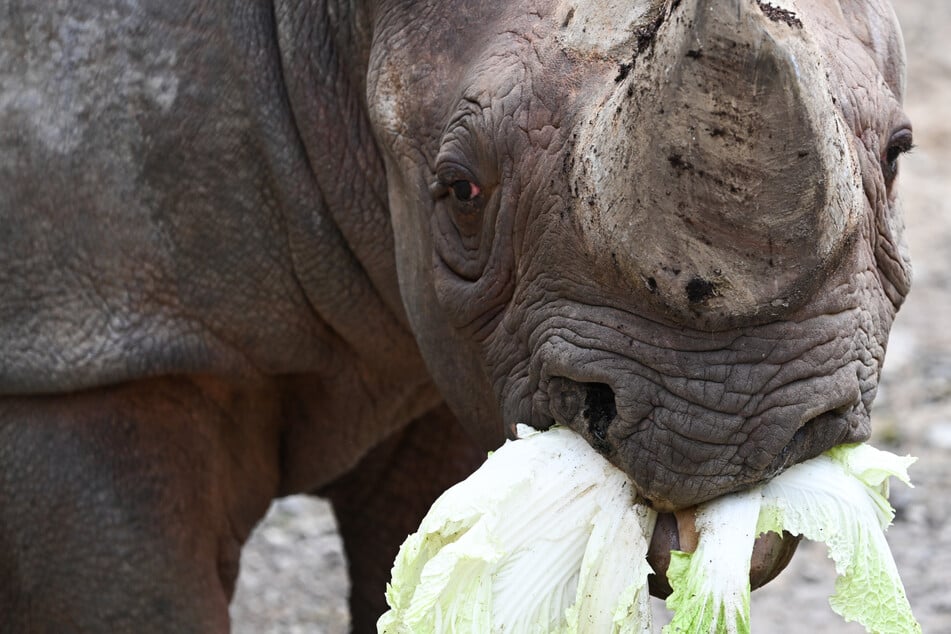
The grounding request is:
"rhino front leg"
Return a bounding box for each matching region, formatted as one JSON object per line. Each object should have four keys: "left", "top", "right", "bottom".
{"left": 321, "top": 404, "right": 487, "bottom": 633}
{"left": 0, "top": 376, "right": 281, "bottom": 633}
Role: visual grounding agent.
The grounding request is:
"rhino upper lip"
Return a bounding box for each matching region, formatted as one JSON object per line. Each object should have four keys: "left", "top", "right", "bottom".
{"left": 522, "top": 304, "right": 875, "bottom": 505}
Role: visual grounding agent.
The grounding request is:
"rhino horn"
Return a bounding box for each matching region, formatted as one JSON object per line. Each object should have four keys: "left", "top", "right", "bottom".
{"left": 574, "top": 0, "right": 864, "bottom": 329}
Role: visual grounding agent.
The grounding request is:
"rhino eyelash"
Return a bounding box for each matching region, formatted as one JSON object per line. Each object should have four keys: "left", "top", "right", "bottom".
{"left": 881, "top": 129, "right": 914, "bottom": 184}
{"left": 432, "top": 164, "right": 479, "bottom": 192}
{"left": 885, "top": 138, "right": 914, "bottom": 164}
{"left": 885, "top": 130, "right": 914, "bottom": 161}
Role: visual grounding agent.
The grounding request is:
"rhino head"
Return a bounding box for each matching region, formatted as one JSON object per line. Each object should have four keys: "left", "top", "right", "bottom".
{"left": 366, "top": 0, "right": 911, "bottom": 583}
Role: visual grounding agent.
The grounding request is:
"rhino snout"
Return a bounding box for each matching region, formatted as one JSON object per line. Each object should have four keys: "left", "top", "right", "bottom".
{"left": 534, "top": 355, "right": 869, "bottom": 512}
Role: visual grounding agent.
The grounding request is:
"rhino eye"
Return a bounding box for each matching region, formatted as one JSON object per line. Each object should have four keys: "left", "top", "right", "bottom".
{"left": 882, "top": 128, "right": 914, "bottom": 186}
{"left": 451, "top": 179, "right": 481, "bottom": 202}
{"left": 432, "top": 173, "right": 490, "bottom": 281}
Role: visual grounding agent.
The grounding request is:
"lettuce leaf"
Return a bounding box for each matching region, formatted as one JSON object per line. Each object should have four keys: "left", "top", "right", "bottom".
{"left": 757, "top": 444, "right": 919, "bottom": 634}
{"left": 377, "top": 425, "right": 656, "bottom": 633}
{"left": 664, "top": 443, "right": 919, "bottom": 634}
{"left": 663, "top": 488, "right": 762, "bottom": 634}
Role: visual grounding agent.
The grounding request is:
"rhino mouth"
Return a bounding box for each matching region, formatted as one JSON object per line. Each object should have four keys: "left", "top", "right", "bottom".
{"left": 523, "top": 376, "right": 805, "bottom": 596}
{"left": 524, "top": 352, "right": 861, "bottom": 595}
{"left": 529, "top": 378, "right": 808, "bottom": 595}
{"left": 533, "top": 370, "right": 865, "bottom": 505}
{"left": 645, "top": 511, "right": 801, "bottom": 598}
{"left": 507, "top": 296, "right": 879, "bottom": 590}
{"left": 520, "top": 300, "right": 874, "bottom": 510}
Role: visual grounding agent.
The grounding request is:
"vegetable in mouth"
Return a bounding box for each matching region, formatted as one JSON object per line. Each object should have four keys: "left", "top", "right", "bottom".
{"left": 378, "top": 426, "right": 919, "bottom": 633}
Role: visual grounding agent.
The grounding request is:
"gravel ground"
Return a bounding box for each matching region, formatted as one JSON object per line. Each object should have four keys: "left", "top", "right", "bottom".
{"left": 231, "top": 3, "right": 951, "bottom": 631}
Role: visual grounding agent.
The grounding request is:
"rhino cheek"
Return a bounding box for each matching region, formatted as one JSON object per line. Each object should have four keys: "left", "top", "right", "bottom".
{"left": 376, "top": 151, "right": 505, "bottom": 451}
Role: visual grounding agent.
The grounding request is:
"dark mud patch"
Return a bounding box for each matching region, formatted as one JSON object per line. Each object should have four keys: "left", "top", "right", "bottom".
{"left": 615, "top": 3, "right": 675, "bottom": 83}
{"left": 756, "top": 1, "right": 803, "bottom": 28}
{"left": 561, "top": 7, "right": 575, "bottom": 28}
{"left": 668, "top": 153, "right": 693, "bottom": 173}
{"left": 615, "top": 61, "right": 633, "bottom": 83}
{"left": 685, "top": 276, "right": 718, "bottom": 303}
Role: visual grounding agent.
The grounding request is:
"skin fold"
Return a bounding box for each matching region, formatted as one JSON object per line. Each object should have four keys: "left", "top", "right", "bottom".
{"left": 0, "top": 0, "right": 911, "bottom": 629}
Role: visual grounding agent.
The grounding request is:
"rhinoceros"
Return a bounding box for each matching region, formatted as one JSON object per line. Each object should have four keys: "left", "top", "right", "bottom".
{"left": 0, "top": 0, "right": 913, "bottom": 631}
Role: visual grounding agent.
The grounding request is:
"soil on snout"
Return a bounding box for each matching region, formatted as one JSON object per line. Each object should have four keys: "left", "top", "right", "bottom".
{"left": 755, "top": 2, "right": 803, "bottom": 29}
{"left": 230, "top": 2, "right": 951, "bottom": 631}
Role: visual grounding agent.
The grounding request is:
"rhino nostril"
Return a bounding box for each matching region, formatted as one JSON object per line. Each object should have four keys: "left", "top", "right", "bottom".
{"left": 544, "top": 379, "right": 617, "bottom": 452}
{"left": 773, "top": 396, "right": 865, "bottom": 473}
{"left": 583, "top": 383, "right": 617, "bottom": 450}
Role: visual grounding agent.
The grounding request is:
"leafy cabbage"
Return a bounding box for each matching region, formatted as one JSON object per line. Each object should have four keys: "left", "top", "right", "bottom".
{"left": 379, "top": 424, "right": 919, "bottom": 634}
{"left": 665, "top": 443, "right": 919, "bottom": 634}
{"left": 377, "top": 425, "right": 656, "bottom": 633}
{"left": 663, "top": 487, "right": 762, "bottom": 634}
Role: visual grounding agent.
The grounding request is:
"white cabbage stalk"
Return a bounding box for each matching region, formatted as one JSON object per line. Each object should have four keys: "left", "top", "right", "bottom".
{"left": 377, "top": 425, "right": 657, "bottom": 634}
{"left": 665, "top": 443, "right": 920, "bottom": 634}
{"left": 663, "top": 487, "right": 762, "bottom": 634}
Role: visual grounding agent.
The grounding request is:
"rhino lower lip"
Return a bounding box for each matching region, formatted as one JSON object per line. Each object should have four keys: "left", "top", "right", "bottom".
{"left": 645, "top": 511, "right": 801, "bottom": 598}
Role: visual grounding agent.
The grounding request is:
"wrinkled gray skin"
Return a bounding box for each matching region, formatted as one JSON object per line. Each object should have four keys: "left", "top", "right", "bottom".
{"left": 0, "top": 0, "right": 912, "bottom": 631}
